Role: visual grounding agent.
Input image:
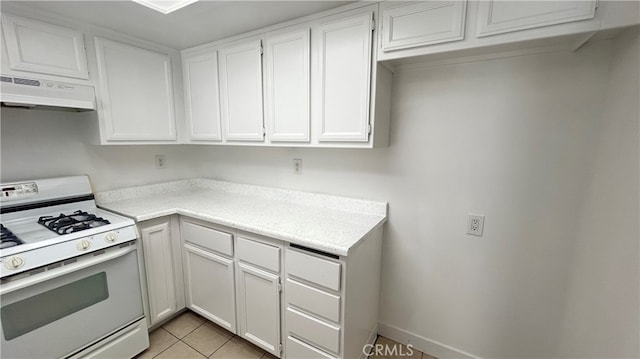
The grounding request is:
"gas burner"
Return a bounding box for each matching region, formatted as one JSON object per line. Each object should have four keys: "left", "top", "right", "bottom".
{"left": 1, "top": 224, "right": 23, "bottom": 249}
{"left": 38, "top": 210, "right": 111, "bottom": 235}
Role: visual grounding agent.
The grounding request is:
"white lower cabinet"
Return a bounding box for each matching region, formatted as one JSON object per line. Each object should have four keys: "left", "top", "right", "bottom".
{"left": 184, "top": 243, "right": 236, "bottom": 332}
{"left": 237, "top": 263, "right": 281, "bottom": 355}
{"left": 138, "top": 216, "right": 184, "bottom": 327}
{"left": 172, "top": 217, "right": 383, "bottom": 359}
{"left": 236, "top": 236, "right": 283, "bottom": 357}
{"left": 181, "top": 219, "right": 236, "bottom": 332}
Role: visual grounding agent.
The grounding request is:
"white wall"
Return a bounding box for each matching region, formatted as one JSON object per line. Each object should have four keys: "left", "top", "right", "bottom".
{"left": 555, "top": 28, "right": 640, "bottom": 358}
{"left": 1, "top": 34, "right": 637, "bottom": 358}
{"left": 0, "top": 107, "right": 200, "bottom": 190}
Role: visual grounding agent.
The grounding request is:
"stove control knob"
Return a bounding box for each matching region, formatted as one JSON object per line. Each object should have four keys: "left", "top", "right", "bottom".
{"left": 4, "top": 256, "right": 24, "bottom": 270}
{"left": 77, "top": 239, "right": 91, "bottom": 251}
{"left": 105, "top": 232, "right": 118, "bottom": 243}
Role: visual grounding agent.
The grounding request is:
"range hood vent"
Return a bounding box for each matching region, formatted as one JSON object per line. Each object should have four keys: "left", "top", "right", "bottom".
{"left": 0, "top": 75, "right": 96, "bottom": 111}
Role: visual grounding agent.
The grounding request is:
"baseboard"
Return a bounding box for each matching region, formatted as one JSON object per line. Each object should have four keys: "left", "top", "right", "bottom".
{"left": 360, "top": 325, "right": 379, "bottom": 359}
{"left": 377, "top": 322, "right": 480, "bottom": 359}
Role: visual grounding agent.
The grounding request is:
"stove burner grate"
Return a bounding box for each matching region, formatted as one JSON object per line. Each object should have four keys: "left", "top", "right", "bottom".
{"left": 1, "top": 224, "right": 23, "bottom": 249}
{"left": 38, "top": 210, "right": 111, "bottom": 235}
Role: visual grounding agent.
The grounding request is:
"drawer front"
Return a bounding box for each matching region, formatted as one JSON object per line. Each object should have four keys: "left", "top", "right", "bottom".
{"left": 237, "top": 237, "right": 280, "bottom": 272}
{"left": 286, "top": 307, "right": 340, "bottom": 354}
{"left": 286, "top": 336, "right": 337, "bottom": 359}
{"left": 286, "top": 278, "right": 340, "bottom": 323}
{"left": 286, "top": 249, "right": 341, "bottom": 291}
{"left": 181, "top": 220, "right": 233, "bottom": 256}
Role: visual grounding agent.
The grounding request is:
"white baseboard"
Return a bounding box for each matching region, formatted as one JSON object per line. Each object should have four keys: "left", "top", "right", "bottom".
{"left": 377, "top": 322, "right": 480, "bottom": 359}
{"left": 360, "top": 325, "right": 379, "bottom": 359}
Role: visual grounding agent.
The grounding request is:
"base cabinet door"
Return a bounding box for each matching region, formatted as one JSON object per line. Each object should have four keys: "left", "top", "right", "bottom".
{"left": 236, "top": 262, "right": 281, "bottom": 357}
{"left": 183, "top": 243, "right": 236, "bottom": 332}
{"left": 139, "top": 219, "right": 178, "bottom": 326}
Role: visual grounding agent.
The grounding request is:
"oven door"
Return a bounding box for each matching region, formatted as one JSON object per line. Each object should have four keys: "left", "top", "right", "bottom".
{"left": 0, "top": 243, "right": 144, "bottom": 359}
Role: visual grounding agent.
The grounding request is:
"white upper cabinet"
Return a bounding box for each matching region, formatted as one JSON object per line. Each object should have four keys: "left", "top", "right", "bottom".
{"left": 1, "top": 14, "right": 89, "bottom": 79}
{"left": 313, "top": 12, "right": 374, "bottom": 142}
{"left": 94, "top": 37, "right": 177, "bottom": 142}
{"left": 218, "top": 38, "right": 265, "bottom": 142}
{"left": 183, "top": 49, "right": 222, "bottom": 141}
{"left": 476, "top": 1, "right": 597, "bottom": 37}
{"left": 265, "top": 28, "right": 311, "bottom": 143}
{"left": 381, "top": 1, "right": 467, "bottom": 51}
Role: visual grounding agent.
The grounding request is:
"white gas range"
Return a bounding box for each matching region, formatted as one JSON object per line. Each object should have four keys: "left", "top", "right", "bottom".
{"left": 0, "top": 176, "right": 149, "bottom": 358}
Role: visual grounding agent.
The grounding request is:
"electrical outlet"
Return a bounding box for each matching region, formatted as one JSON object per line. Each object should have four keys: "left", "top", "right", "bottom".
{"left": 293, "top": 159, "right": 302, "bottom": 175}
{"left": 467, "top": 214, "right": 484, "bottom": 236}
{"left": 155, "top": 155, "right": 166, "bottom": 169}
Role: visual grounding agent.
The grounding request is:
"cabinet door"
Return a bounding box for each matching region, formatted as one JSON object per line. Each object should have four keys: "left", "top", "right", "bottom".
{"left": 1, "top": 14, "right": 89, "bottom": 79}
{"left": 476, "top": 1, "right": 597, "bottom": 37}
{"left": 184, "top": 243, "right": 236, "bottom": 332}
{"left": 314, "top": 12, "right": 373, "bottom": 142}
{"left": 183, "top": 50, "right": 222, "bottom": 141}
{"left": 236, "top": 262, "right": 281, "bottom": 356}
{"left": 265, "top": 28, "right": 310, "bottom": 142}
{"left": 139, "top": 220, "right": 177, "bottom": 326}
{"left": 94, "top": 37, "right": 177, "bottom": 141}
{"left": 381, "top": 1, "right": 467, "bottom": 51}
{"left": 218, "top": 38, "right": 264, "bottom": 141}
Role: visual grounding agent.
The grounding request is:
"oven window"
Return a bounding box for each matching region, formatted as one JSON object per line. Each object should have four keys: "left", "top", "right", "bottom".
{"left": 1, "top": 272, "right": 109, "bottom": 340}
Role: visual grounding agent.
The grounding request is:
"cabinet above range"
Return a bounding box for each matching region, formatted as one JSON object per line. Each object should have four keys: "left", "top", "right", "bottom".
{"left": 0, "top": 7, "right": 186, "bottom": 145}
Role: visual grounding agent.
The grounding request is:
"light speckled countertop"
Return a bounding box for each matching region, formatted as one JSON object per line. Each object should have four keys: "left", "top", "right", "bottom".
{"left": 96, "top": 179, "right": 387, "bottom": 256}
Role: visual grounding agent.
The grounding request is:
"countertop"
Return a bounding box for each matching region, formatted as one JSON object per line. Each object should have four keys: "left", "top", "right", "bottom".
{"left": 96, "top": 179, "right": 387, "bottom": 256}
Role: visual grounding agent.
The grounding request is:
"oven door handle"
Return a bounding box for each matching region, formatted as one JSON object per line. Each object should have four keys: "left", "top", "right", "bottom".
{"left": 0, "top": 245, "right": 136, "bottom": 296}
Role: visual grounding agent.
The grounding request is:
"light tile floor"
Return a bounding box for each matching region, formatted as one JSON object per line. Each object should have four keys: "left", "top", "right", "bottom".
{"left": 136, "top": 311, "right": 437, "bottom": 359}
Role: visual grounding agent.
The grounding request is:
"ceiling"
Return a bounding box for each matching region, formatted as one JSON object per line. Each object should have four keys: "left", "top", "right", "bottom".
{"left": 3, "top": 1, "right": 352, "bottom": 49}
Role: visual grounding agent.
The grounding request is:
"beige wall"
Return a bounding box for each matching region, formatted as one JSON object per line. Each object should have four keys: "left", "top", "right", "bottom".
{"left": 1, "top": 32, "right": 638, "bottom": 358}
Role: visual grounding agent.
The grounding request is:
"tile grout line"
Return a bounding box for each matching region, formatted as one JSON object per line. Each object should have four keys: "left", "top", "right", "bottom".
{"left": 150, "top": 328, "right": 180, "bottom": 359}
{"left": 152, "top": 319, "right": 206, "bottom": 359}
{"left": 206, "top": 335, "right": 236, "bottom": 358}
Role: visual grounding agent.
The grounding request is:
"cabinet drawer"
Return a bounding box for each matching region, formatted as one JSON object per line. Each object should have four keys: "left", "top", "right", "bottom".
{"left": 286, "top": 307, "right": 340, "bottom": 354}
{"left": 181, "top": 220, "right": 233, "bottom": 256}
{"left": 286, "top": 336, "right": 337, "bottom": 359}
{"left": 286, "top": 249, "right": 341, "bottom": 291}
{"left": 237, "top": 237, "right": 280, "bottom": 272}
{"left": 286, "top": 278, "right": 340, "bottom": 323}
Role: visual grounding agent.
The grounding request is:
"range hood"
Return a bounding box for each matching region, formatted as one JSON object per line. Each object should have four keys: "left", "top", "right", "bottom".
{"left": 0, "top": 75, "right": 96, "bottom": 111}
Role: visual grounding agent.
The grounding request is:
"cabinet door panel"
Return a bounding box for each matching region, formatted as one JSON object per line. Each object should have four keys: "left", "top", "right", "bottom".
{"left": 381, "top": 1, "right": 467, "bottom": 51}
{"left": 94, "top": 37, "right": 176, "bottom": 141}
{"left": 237, "top": 263, "right": 280, "bottom": 356}
{"left": 140, "top": 221, "right": 176, "bottom": 325}
{"left": 476, "top": 1, "right": 597, "bottom": 37}
{"left": 265, "top": 28, "right": 310, "bottom": 142}
{"left": 1, "top": 14, "right": 89, "bottom": 79}
{"left": 314, "top": 13, "right": 373, "bottom": 142}
{"left": 219, "top": 39, "right": 264, "bottom": 141}
{"left": 183, "top": 51, "right": 222, "bottom": 141}
{"left": 184, "top": 243, "right": 236, "bottom": 332}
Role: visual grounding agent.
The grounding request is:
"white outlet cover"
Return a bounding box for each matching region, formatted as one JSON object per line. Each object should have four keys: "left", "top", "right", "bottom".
{"left": 155, "top": 155, "right": 166, "bottom": 169}
{"left": 467, "top": 214, "right": 484, "bottom": 236}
